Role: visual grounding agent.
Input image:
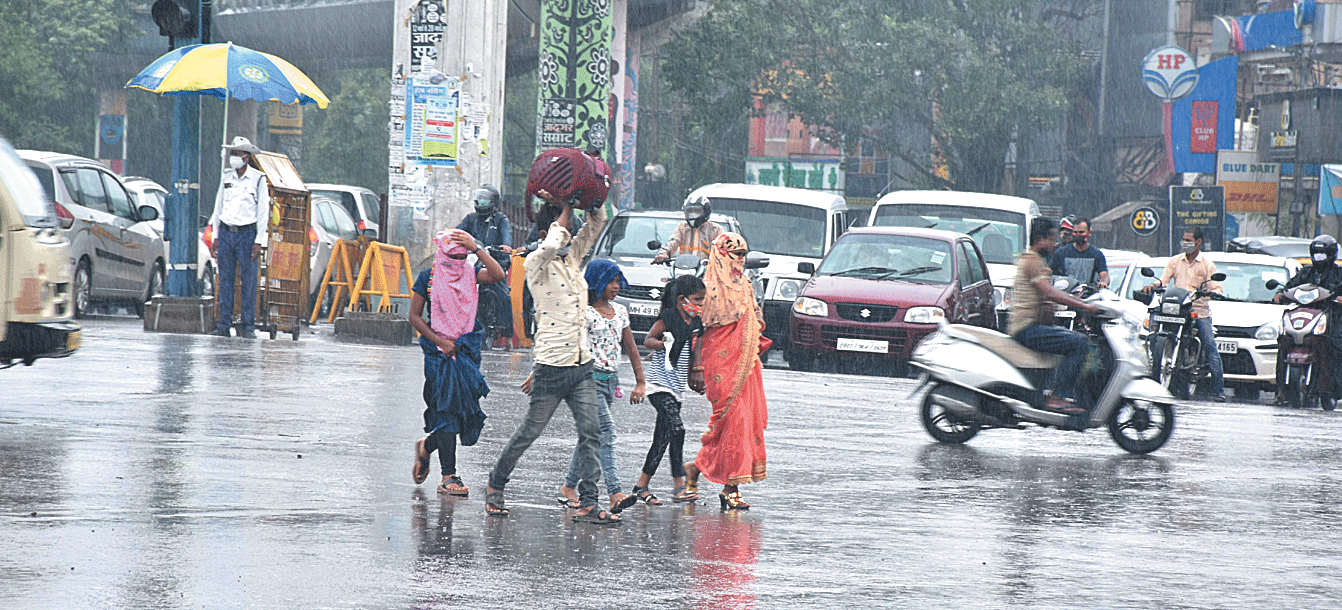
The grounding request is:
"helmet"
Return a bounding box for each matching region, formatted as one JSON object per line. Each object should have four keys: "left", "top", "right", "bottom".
{"left": 683, "top": 195, "right": 711, "bottom": 228}
{"left": 473, "top": 184, "right": 501, "bottom": 215}
{"left": 1310, "top": 234, "right": 1338, "bottom": 267}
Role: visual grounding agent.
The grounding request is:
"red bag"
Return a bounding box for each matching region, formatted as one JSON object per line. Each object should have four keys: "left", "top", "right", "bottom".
{"left": 758, "top": 336, "right": 774, "bottom": 355}
{"left": 525, "top": 148, "right": 611, "bottom": 211}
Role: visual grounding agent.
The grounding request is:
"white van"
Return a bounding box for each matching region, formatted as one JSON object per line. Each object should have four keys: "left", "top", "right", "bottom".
{"left": 867, "top": 190, "right": 1040, "bottom": 329}
{"left": 0, "top": 135, "right": 78, "bottom": 366}
{"left": 686, "top": 183, "right": 848, "bottom": 354}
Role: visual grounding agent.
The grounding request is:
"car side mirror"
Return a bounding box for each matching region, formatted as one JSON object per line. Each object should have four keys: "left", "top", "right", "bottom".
{"left": 1139, "top": 267, "right": 1155, "bottom": 278}
{"left": 1133, "top": 290, "right": 1152, "bottom": 305}
{"left": 745, "top": 251, "right": 770, "bottom": 270}
{"left": 1265, "top": 279, "right": 1280, "bottom": 290}
{"left": 138, "top": 204, "right": 160, "bottom": 222}
{"left": 797, "top": 261, "right": 815, "bottom": 275}
{"left": 1210, "top": 272, "right": 1226, "bottom": 282}
{"left": 646, "top": 239, "right": 661, "bottom": 251}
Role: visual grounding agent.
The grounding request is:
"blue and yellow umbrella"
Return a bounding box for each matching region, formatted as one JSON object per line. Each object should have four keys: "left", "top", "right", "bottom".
{"left": 127, "top": 42, "right": 329, "bottom": 108}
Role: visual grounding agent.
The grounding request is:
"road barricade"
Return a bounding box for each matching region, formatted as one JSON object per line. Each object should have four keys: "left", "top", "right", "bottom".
{"left": 345, "top": 242, "right": 415, "bottom": 316}
{"left": 309, "top": 238, "right": 363, "bottom": 324}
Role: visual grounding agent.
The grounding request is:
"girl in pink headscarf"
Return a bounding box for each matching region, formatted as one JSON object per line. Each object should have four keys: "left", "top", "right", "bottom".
{"left": 409, "top": 229, "right": 506, "bottom": 496}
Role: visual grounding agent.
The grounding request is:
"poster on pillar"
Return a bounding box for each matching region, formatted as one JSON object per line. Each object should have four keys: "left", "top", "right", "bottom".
{"left": 409, "top": 0, "right": 445, "bottom": 72}
{"left": 534, "top": 0, "right": 614, "bottom": 157}
{"left": 404, "top": 77, "right": 459, "bottom": 167}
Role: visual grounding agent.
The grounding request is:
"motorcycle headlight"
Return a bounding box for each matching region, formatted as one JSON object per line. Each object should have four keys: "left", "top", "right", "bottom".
{"left": 1315, "top": 313, "right": 1328, "bottom": 335}
{"left": 1161, "top": 302, "right": 1181, "bottom": 315}
{"left": 775, "top": 278, "right": 803, "bottom": 301}
{"left": 905, "top": 306, "right": 946, "bottom": 324}
{"left": 793, "top": 296, "right": 829, "bottom": 317}
{"left": 1254, "top": 322, "right": 1280, "bottom": 341}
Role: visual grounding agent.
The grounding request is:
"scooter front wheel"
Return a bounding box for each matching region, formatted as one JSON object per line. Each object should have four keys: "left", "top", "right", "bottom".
{"left": 1107, "top": 399, "right": 1175, "bottom": 454}
{"left": 1284, "top": 364, "right": 1305, "bottom": 409}
{"left": 920, "top": 384, "right": 981, "bottom": 444}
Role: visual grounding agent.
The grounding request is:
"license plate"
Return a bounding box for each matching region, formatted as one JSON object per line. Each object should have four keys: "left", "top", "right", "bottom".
{"left": 837, "top": 338, "right": 889, "bottom": 353}
{"left": 1216, "top": 340, "right": 1238, "bottom": 354}
{"left": 1055, "top": 310, "right": 1076, "bottom": 318}
{"left": 66, "top": 330, "right": 81, "bottom": 351}
{"left": 627, "top": 301, "right": 659, "bottom": 317}
{"left": 1152, "top": 315, "right": 1184, "bottom": 325}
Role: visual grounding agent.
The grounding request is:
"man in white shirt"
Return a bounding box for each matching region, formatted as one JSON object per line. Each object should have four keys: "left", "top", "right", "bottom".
{"left": 486, "top": 193, "right": 616, "bottom": 523}
{"left": 207, "top": 137, "right": 270, "bottom": 339}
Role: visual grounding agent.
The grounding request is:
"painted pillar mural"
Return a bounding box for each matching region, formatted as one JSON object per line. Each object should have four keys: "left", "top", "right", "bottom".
{"left": 617, "top": 29, "right": 639, "bottom": 210}
{"left": 535, "top": 0, "right": 614, "bottom": 157}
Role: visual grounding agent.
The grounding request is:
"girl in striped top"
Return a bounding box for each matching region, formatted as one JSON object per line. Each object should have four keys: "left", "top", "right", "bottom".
{"left": 629, "top": 275, "right": 706, "bottom": 505}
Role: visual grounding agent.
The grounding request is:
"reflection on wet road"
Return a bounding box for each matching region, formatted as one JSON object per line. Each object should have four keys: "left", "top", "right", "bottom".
{"left": 4, "top": 318, "right": 1342, "bottom": 608}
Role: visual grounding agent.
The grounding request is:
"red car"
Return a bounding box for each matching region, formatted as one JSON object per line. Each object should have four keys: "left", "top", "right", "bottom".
{"left": 788, "top": 227, "right": 996, "bottom": 372}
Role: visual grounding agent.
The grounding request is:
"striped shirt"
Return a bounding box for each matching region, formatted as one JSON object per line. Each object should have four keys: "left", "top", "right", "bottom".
{"left": 645, "top": 331, "right": 695, "bottom": 400}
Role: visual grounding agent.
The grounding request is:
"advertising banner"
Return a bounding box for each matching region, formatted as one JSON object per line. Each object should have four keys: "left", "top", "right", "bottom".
{"left": 1319, "top": 164, "right": 1342, "bottom": 215}
{"left": 1216, "top": 150, "right": 1279, "bottom": 213}
{"left": 1170, "top": 57, "right": 1238, "bottom": 174}
{"left": 1169, "top": 186, "right": 1225, "bottom": 253}
{"left": 404, "top": 77, "right": 459, "bottom": 167}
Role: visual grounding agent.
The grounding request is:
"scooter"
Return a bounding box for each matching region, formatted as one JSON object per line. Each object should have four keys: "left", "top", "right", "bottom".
{"left": 1265, "top": 279, "right": 1339, "bottom": 410}
{"left": 476, "top": 245, "right": 513, "bottom": 348}
{"left": 910, "top": 295, "right": 1178, "bottom": 454}
{"left": 1138, "top": 268, "right": 1227, "bottom": 400}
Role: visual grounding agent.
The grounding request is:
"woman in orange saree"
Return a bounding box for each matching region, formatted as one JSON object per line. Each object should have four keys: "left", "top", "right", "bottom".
{"left": 685, "top": 232, "right": 768, "bottom": 510}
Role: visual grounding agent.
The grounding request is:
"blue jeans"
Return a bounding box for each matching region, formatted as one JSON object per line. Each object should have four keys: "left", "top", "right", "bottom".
{"left": 565, "top": 371, "right": 620, "bottom": 495}
{"left": 489, "top": 361, "right": 602, "bottom": 507}
{"left": 215, "top": 225, "right": 257, "bottom": 333}
{"left": 1014, "top": 323, "right": 1089, "bottom": 400}
{"left": 1195, "top": 316, "right": 1224, "bottom": 396}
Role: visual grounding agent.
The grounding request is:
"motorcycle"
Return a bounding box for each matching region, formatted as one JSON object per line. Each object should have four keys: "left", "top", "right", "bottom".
{"left": 1050, "top": 276, "right": 1103, "bottom": 332}
{"left": 910, "top": 295, "right": 1178, "bottom": 454}
{"left": 1137, "top": 268, "right": 1227, "bottom": 400}
{"left": 475, "top": 245, "right": 513, "bottom": 348}
{"left": 1265, "top": 279, "right": 1339, "bottom": 410}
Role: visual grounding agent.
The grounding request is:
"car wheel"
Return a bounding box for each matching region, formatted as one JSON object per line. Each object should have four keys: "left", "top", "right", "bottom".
{"left": 136, "top": 261, "right": 165, "bottom": 319}
{"left": 73, "top": 258, "right": 91, "bottom": 319}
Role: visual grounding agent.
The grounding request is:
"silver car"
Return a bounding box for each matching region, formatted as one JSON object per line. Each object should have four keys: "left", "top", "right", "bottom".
{"left": 309, "top": 195, "right": 359, "bottom": 315}
{"left": 20, "top": 151, "right": 164, "bottom": 318}
{"left": 308, "top": 183, "right": 380, "bottom": 239}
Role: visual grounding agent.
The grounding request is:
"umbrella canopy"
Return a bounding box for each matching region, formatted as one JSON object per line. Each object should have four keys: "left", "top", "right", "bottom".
{"left": 126, "top": 42, "right": 329, "bottom": 109}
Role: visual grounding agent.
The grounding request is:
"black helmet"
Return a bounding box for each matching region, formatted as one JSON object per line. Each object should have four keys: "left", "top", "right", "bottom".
{"left": 473, "top": 184, "right": 501, "bottom": 215}
{"left": 1310, "top": 234, "right": 1338, "bottom": 268}
{"left": 683, "top": 195, "right": 711, "bottom": 228}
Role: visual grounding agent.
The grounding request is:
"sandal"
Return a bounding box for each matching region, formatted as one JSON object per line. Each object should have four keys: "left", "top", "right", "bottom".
{"left": 437, "top": 475, "right": 469, "bottom": 497}
{"left": 631, "top": 485, "right": 662, "bottom": 506}
{"left": 571, "top": 507, "right": 621, "bottom": 525}
{"left": 719, "top": 491, "right": 750, "bottom": 511}
{"left": 412, "top": 439, "right": 430, "bottom": 485}
{"left": 556, "top": 486, "right": 580, "bottom": 509}
{"left": 672, "top": 485, "right": 698, "bottom": 503}
{"left": 484, "top": 490, "right": 510, "bottom": 517}
{"left": 611, "top": 492, "right": 638, "bottom": 513}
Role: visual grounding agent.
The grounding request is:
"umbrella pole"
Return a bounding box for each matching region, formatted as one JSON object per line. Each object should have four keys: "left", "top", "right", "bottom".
{"left": 221, "top": 95, "right": 229, "bottom": 166}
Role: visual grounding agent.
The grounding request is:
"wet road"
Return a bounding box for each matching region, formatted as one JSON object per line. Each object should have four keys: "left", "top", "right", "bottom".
{"left": 5, "top": 318, "right": 1342, "bottom": 608}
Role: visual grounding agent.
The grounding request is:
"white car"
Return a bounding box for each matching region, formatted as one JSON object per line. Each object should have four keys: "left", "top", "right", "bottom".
{"left": 1115, "top": 252, "right": 1302, "bottom": 401}
{"left": 122, "top": 177, "right": 215, "bottom": 296}
{"left": 307, "top": 183, "right": 380, "bottom": 239}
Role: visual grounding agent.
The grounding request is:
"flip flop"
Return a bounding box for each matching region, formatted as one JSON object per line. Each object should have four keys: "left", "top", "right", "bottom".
{"left": 485, "top": 491, "right": 510, "bottom": 517}
{"left": 671, "top": 485, "right": 698, "bottom": 503}
{"left": 611, "top": 493, "right": 639, "bottom": 513}
{"left": 437, "top": 475, "right": 469, "bottom": 497}
{"left": 412, "top": 439, "right": 430, "bottom": 485}
{"left": 631, "top": 485, "right": 662, "bottom": 506}
{"left": 571, "top": 508, "right": 621, "bottom": 525}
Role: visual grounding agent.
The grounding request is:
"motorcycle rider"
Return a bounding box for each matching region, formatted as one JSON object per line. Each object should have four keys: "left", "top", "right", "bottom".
{"left": 1009, "top": 216, "right": 1101, "bottom": 414}
{"left": 1058, "top": 214, "right": 1077, "bottom": 246}
{"left": 1142, "top": 228, "right": 1226, "bottom": 402}
{"left": 1049, "top": 217, "right": 1110, "bottom": 289}
{"left": 1271, "top": 234, "right": 1342, "bottom": 405}
{"left": 457, "top": 184, "right": 514, "bottom": 345}
{"left": 651, "top": 195, "right": 724, "bottom": 263}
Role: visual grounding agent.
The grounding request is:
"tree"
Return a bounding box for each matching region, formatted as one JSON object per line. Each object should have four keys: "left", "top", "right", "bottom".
{"left": 302, "top": 68, "right": 391, "bottom": 194}
{"left": 0, "top": 0, "right": 133, "bottom": 154}
{"left": 662, "top": 0, "right": 1092, "bottom": 194}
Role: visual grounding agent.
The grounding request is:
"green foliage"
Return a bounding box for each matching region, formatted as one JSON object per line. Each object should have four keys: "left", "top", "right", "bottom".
{"left": 662, "top": 0, "right": 1091, "bottom": 193}
{"left": 0, "top": 0, "right": 133, "bottom": 154}
{"left": 302, "top": 68, "right": 390, "bottom": 194}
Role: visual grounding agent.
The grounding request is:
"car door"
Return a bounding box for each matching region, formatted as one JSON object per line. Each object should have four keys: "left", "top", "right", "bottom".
{"left": 957, "top": 239, "right": 994, "bottom": 327}
{"left": 101, "top": 171, "right": 157, "bottom": 295}
{"left": 66, "top": 167, "right": 131, "bottom": 294}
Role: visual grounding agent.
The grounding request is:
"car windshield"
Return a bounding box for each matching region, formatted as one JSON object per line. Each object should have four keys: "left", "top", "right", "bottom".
{"left": 870, "top": 203, "right": 1025, "bottom": 265}
{"left": 0, "top": 141, "right": 56, "bottom": 227}
{"left": 597, "top": 215, "right": 687, "bottom": 258}
{"left": 817, "top": 233, "right": 953, "bottom": 285}
{"left": 706, "top": 197, "right": 827, "bottom": 258}
{"left": 312, "top": 189, "right": 362, "bottom": 225}
{"left": 1218, "top": 262, "right": 1290, "bottom": 303}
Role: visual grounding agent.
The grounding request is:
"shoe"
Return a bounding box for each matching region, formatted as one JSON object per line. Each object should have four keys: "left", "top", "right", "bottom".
{"left": 1214, "top": 395, "right": 1227, "bottom": 403}
{"left": 1044, "top": 396, "right": 1086, "bottom": 415}
{"left": 209, "top": 328, "right": 231, "bottom": 337}
{"left": 239, "top": 329, "right": 257, "bottom": 339}
{"left": 719, "top": 491, "right": 750, "bottom": 511}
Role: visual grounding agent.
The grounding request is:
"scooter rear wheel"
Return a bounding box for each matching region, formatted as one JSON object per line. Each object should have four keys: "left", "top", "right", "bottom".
{"left": 920, "top": 384, "right": 981, "bottom": 444}
{"left": 1107, "top": 399, "right": 1175, "bottom": 454}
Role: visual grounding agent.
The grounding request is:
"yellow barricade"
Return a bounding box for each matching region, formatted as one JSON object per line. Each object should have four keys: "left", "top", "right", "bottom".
{"left": 309, "top": 238, "right": 364, "bottom": 324}
{"left": 346, "top": 242, "right": 416, "bottom": 315}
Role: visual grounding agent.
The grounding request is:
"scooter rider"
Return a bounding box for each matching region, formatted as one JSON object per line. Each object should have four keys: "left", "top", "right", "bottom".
{"left": 1142, "top": 228, "right": 1226, "bottom": 402}
{"left": 457, "top": 184, "right": 514, "bottom": 345}
{"left": 1272, "top": 234, "right": 1342, "bottom": 404}
{"left": 652, "top": 196, "right": 724, "bottom": 263}
{"left": 1009, "top": 217, "right": 1101, "bottom": 414}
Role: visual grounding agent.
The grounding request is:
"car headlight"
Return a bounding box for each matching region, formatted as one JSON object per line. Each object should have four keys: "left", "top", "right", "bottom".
{"left": 793, "top": 296, "right": 829, "bottom": 317}
{"left": 1254, "top": 322, "right": 1280, "bottom": 341}
{"left": 775, "top": 278, "right": 803, "bottom": 301}
{"left": 905, "top": 306, "right": 946, "bottom": 324}
{"left": 994, "top": 286, "right": 1010, "bottom": 309}
{"left": 1316, "top": 313, "right": 1328, "bottom": 335}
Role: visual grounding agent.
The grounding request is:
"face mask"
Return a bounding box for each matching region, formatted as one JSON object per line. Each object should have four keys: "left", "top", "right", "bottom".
{"left": 1181, "top": 241, "right": 1196, "bottom": 254}
{"left": 229, "top": 155, "right": 245, "bottom": 170}
{"left": 680, "top": 298, "right": 703, "bottom": 317}
{"left": 1074, "top": 233, "right": 1089, "bottom": 246}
